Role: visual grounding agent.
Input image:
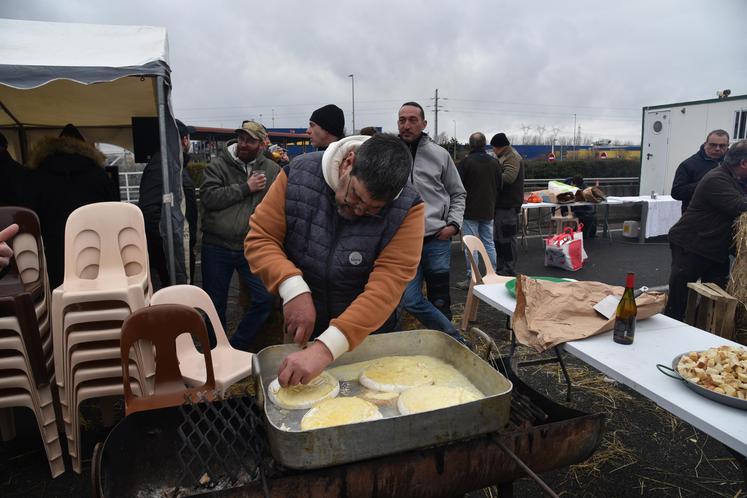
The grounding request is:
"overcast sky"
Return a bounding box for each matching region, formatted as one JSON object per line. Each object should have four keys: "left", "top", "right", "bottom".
{"left": 2, "top": 0, "right": 746, "bottom": 145}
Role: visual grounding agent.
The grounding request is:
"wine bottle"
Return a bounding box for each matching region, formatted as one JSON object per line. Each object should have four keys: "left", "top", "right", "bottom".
{"left": 613, "top": 273, "right": 637, "bottom": 345}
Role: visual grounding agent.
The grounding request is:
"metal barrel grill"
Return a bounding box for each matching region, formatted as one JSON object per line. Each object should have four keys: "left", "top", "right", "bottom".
{"left": 93, "top": 345, "right": 604, "bottom": 497}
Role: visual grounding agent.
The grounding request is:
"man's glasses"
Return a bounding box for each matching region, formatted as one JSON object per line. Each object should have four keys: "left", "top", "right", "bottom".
{"left": 343, "top": 178, "right": 385, "bottom": 218}
{"left": 706, "top": 142, "right": 728, "bottom": 149}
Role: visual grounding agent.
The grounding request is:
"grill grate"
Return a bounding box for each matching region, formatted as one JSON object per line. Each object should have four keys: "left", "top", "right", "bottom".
{"left": 176, "top": 390, "right": 271, "bottom": 496}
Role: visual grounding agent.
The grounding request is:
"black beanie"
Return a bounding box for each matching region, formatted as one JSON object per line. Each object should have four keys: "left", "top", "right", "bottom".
{"left": 490, "top": 133, "right": 510, "bottom": 148}
{"left": 310, "top": 104, "right": 345, "bottom": 138}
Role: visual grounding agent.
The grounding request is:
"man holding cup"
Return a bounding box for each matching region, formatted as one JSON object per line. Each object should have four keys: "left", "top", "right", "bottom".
{"left": 200, "top": 121, "right": 281, "bottom": 350}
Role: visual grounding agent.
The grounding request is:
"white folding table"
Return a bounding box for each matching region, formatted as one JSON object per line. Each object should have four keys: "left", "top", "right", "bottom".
{"left": 473, "top": 282, "right": 747, "bottom": 457}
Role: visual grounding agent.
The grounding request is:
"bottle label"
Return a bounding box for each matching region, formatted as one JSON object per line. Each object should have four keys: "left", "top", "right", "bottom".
{"left": 613, "top": 317, "right": 636, "bottom": 344}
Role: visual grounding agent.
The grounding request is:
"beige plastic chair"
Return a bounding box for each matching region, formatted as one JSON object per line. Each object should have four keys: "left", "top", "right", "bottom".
{"left": 150, "top": 285, "right": 253, "bottom": 395}
{"left": 62, "top": 377, "right": 142, "bottom": 473}
{"left": 460, "top": 235, "right": 514, "bottom": 332}
{"left": 550, "top": 210, "right": 579, "bottom": 234}
{"left": 0, "top": 389, "right": 64, "bottom": 477}
{"left": 51, "top": 202, "right": 154, "bottom": 395}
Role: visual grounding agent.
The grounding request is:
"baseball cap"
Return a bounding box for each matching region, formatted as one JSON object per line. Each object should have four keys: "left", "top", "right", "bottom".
{"left": 235, "top": 121, "right": 267, "bottom": 141}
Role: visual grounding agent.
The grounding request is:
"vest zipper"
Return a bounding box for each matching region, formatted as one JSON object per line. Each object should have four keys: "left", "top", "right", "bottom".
{"left": 325, "top": 215, "right": 341, "bottom": 322}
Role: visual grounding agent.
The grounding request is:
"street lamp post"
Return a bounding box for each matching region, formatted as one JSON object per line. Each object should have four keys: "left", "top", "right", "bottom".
{"left": 348, "top": 74, "right": 355, "bottom": 134}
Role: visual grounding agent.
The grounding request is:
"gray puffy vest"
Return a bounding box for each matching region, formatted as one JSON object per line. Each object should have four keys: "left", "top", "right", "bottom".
{"left": 284, "top": 152, "right": 421, "bottom": 338}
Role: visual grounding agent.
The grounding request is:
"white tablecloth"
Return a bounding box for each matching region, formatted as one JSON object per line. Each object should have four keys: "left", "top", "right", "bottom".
{"left": 607, "top": 195, "right": 682, "bottom": 238}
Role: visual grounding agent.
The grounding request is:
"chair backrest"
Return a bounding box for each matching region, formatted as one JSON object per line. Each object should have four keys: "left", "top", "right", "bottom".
{"left": 63, "top": 202, "right": 148, "bottom": 288}
{"left": 120, "top": 303, "right": 215, "bottom": 415}
{"left": 462, "top": 235, "right": 498, "bottom": 285}
{"left": 150, "top": 285, "right": 230, "bottom": 348}
{"left": 0, "top": 207, "right": 45, "bottom": 296}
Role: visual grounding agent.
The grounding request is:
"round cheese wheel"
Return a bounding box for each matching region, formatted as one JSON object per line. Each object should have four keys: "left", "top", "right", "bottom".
{"left": 359, "top": 356, "right": 435, "bottom": 393}
{"left": 301, "top": 396, "right": 383, "bottom": 431}
{"left": 397, "top": 385, "right": 481, "bottom": 415}
{"left": 268, "top": 371, "right": 340, "bottom": 410}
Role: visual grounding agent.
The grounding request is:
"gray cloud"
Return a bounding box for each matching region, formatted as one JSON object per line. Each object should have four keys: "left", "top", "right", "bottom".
{"left": 2, "top": 0, "right": 745, "bottom": 143}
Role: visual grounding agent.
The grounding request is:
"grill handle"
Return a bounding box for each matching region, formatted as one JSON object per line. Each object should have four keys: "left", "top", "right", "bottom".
{"left": 495, "top": 439, "right": 561, "bottom": 498}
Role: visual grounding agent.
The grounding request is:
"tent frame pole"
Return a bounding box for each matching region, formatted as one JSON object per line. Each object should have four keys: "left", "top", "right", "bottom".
{"left": 0, "top": 99, "right": 28, "bottom": 163}
{"left": 156, "top": 76, "right": 176, "bottom": 285}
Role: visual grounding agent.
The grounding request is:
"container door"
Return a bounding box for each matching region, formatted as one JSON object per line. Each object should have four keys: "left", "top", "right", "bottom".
{"left": 641, "top": 110, "right": 670, "bottom": 195}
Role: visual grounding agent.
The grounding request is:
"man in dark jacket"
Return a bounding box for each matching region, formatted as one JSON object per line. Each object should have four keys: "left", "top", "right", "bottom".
{"left": 665, "top": 139, "right": 747, "bottom": 321}
{"left": 455, "top": 132, "right": 501, "bottom": 290}
{"left": 671, "top": 129, "right": 729, "bottom": 213}
{"left": 26, "top": 124, "right": 119, "bottom": 289}
{"left": 201, "top": 121, "right": 281, "bottom": 351}
{"left": 491, "top": 133, "right": 524, "bottom": 276}
{"left": 138, "top": 119, "right": 195, "bottom": 288}
{"left": 0, "top": 131, "right": 29, "bottom": 207}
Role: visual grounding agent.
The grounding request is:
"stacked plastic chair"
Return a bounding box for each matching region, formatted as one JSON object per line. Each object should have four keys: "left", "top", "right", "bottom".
{"left": 150, "top": 285, "right": 253, "bottom": 395}
{"left": 51, "top": 202, "right": 153, "bottom": 473}
{"left": 0, "top": 207, "right": 64, "bottom": 477}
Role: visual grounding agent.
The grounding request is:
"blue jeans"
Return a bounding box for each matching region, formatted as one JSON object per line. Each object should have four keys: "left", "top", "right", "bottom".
{"left": 201, "top": 243, "right": 273, "bottom": 350}
{"left": 402, "top": 238, "right": 461, "bottom": 339}
{"left": 461, "top": 219, "right": 497, "bottom": 278}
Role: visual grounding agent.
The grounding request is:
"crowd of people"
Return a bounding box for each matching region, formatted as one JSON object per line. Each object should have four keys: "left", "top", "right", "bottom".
{"left": 2, "top": 109, "right": 746, "bottom": 387}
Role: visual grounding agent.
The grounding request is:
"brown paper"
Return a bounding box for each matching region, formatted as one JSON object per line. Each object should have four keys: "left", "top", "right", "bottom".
{"left": 513, "top": 275, "right": 667, "bottom": 352}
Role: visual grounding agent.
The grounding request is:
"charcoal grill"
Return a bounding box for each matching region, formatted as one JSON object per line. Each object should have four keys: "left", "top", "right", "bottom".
{"left": 93, "top": 354, "right": 604, "bottom": 497}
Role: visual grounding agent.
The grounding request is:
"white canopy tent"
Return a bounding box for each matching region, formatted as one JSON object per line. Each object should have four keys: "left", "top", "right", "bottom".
{"left": 0, "top": 18, "right": 186, "bottom": 283}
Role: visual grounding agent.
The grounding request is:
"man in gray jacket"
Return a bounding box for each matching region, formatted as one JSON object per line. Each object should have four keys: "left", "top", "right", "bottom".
{"left": 398, "top": 102, "right": 466, "bottom": 341}
{"left": 201, "top": 121, "right": 281, "bottom": 351}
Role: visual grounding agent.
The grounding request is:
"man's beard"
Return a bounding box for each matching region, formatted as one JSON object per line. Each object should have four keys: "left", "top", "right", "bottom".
{"left": 336, "top": 204, "right": 356, "bottom": 221}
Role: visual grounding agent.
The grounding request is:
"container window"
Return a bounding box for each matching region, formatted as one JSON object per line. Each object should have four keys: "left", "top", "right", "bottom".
{"left": 734, "top": 110, "right": 747, "bottom": 140}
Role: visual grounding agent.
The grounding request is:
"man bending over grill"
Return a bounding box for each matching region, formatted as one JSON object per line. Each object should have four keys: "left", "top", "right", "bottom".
{"left": 245, "top": 133, "right": 425, "bottom": 386}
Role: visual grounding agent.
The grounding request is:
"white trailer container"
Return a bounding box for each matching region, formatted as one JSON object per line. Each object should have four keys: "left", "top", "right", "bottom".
{"left": 639, "top": 94, "right": 747, "bottom": 196}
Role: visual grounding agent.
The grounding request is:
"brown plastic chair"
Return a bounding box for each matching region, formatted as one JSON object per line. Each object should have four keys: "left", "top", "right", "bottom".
{"left": 120, "top": 304, "right": 215, "bottom": 415}
{"left": 460, "top": 235, "right": 513, "bottom": 332}
{"left": 0, "top": 207, "right": 46, "bottom": 302}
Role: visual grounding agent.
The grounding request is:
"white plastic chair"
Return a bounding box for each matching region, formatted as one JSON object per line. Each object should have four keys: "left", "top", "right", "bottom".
{"left": 460, "top": 235, "right": 514, "bottom": 332}
{"left": 150, "top": 285, "right": 253, "bottom": 395}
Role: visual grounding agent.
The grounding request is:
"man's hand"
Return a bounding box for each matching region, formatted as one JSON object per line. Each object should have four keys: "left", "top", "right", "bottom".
{"left": 0, "top": 224, "right": 19, "bottom": 270}
{"left": 247, "top": 172, "right": 267, "bottom": 193}
{"left": 435, "top": 224, "right": 458, "bottom": 240}
{"left": 277, "top": 341, "right": 334, "bottom": 386}
{"left": 283, "top": 292, "right": 316, "bottom": 346}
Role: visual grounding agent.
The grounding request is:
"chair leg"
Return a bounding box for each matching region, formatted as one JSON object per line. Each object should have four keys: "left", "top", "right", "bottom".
{"left": 461, "top": 288, "right": 476, "bottom": 332}
{"left": 469, "top": 297, "right": 479, "bottom": 321}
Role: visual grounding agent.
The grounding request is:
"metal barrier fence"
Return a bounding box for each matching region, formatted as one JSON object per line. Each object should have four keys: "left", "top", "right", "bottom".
{"left": 120, "top": 172, "right": 640, "bottom": 204}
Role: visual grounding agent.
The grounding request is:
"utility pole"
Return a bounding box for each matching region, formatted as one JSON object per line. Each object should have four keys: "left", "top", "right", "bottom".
{"left": 348, "top": 74, "right": 356, "bottom": 134}
{"left": 452, "top": 120, "right": 457, "bottom": 160}
{"left": 272, "top": 109, "right": 275, "bottom": 128}
{"left": 573, "top": 113, "right": 577, "bottom": 150}
{"left": 433, "top": 88, "right": 439, "bottom": 139}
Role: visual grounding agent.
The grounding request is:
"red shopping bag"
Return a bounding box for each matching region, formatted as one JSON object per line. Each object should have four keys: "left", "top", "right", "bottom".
{"left": 544, "top": 225, "right": 585, "bottom": 271}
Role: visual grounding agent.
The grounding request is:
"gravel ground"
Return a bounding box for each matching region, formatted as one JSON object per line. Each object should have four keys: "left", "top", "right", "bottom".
{"left": 1, "top": 228, "right": 745, "bottom": 497}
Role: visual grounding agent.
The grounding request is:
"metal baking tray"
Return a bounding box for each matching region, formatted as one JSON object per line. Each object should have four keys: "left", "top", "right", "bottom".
{"left": 664, "top": 351, "right": 747, "bottom": 411}
{"left": 252, "top": 329, "right": 513, "bottom": 469}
